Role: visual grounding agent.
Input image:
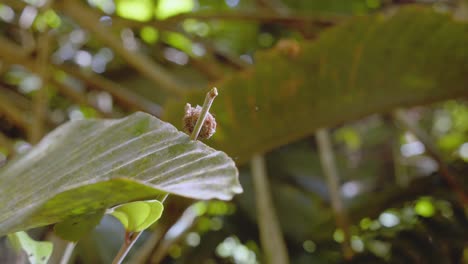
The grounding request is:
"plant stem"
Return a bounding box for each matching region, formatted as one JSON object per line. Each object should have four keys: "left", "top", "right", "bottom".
{"left": 393, "top": 109, "right": 468, "bottom": 205}
{"left": 165, "top": 10, "right": 342, "bottom": 26}
{"left": 59, "top": 242, "right": 76, "bottom": 264}
{"left": 190, "top": 87, "right": 218, "bottom": 140}
{"left": 31, "top": 1, "right": 52, "bottom": 144}
{"left": 59, "top": 65, "right": 163, "bottom": 117}
{"left": 112, "top": 231, "right": 143, "bottom": 264}
{"left": 315, "top": 129, "right": 352, "bottom": 259}
{"left": 59, "top": 0, "right": 187, "bottom": 97}
{"left": 50, "top": 78, "right": 109, "bottom": 118}
{"left": 250, "top": 154, "right": 289, "bottom": 264}
{"left": 0, "top": 87, "right": 30, "bottom": 132}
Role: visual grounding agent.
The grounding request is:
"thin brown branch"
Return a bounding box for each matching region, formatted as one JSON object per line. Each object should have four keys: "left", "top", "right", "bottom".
{"left": 49, "top": 79, "right": 109, "bottom": 118}
{"left": 0, "top": 36, "right": 111, "bottom": 118}
{"left": 58, "top": 0, "right": 187, "bottom": 97}
{"left": 149, "top": 206, "right": 198, "bottom": 263}
{"left": 59, "top": 65, "right": 163, "bottom": 117}
{"left": 0, "top": 90, "right": 30, "bottom": 132}
{"left": 250, "top": 154, "right": 290, "bottom": 264}
{"left": 110, "top": 16, "right": 249, "bottom": 71}
{"left": 255, "top": 0, "right": 291, "bottom": 15}
{"left": 0, "top": 85, "right": 32, "bottom": 112}
{"left": 0, "top": 131, "right": 15, "bottom": 155}
{"left": 126, "top": 225, "right": 166, "bottom": 264}
{"left": 112, "top": 231, "right": 143, "bottom": 264}
{"left": 1, "top": 0, "right": 28, "bottom": 10}
{"left": 165, "top": 10, "right": 344, "bottom": 27}
{"left": 315, "top": 129, "right": 353, "bottom": 259}
{"left": 0, "top": 36, "right": 31, "bottom": 65}
{"left": 393, "top": 109, "right": 468, "bottom": 205}
{"left": 30, "top": 30, "right": 50, "bottom": 143}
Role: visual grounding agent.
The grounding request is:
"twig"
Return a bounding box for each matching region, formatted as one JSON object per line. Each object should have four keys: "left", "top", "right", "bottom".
{"left": 393, "top": 109, "right": 468, "bottom": 205}
{"left": 0, "top": 88, "right": 30, "bottom": 131}
{"left": 165, "top": 10, "right": 343, "bottom": 27}
{"left": 49, "top": 79, "right": 108, "bottom": 118}
{"left": 111, "top": 193, "right": 169, "bottom": 264}
{"left": 149, "top": 204, "right": 199, "bottom": 263}
{"left": 0, "top": 85, "right": 31, "bottom": 111}
{"left": 1, "top": 0, "right": 28, "bottom": 10}
{"left": 126, "top": 225, "right": 166, "bottom": 264}
{"left": 59, "top": 0, "right": 187, "bottom": 97}
{"left": 59, "top": 242, "right": 76, "bottom": 264}
{"left": 30, "top": 0, "right": 54, "bottom": 144}
{"left": 110, "top": 16, "right": 249, "bottom": 71}
{"left": 190, "top": 87, "right": 218, "bottom": 140}
{"left": 179, "top": 33, "right": 248, "bottom": 70}
{"left": 0, "top": 131, "right": 14, "bottom": 155}
{"left": 0, "top": 36, "right": 31, "bottom": 69}
{"left": 59, "top": 65, "right": 163, "bottom": 117}
{"left": 112, "top": 231, "right": 143, "bottom": 264}
{"left": 255, "top": 0, "right": 291, "bottom": 15}
{"left": 250, "top": 154, "right": 289, "bottom": 264}
{"left": 315, "top": 129, "right": 352, "bottom": 259}
{"left": 0, "top": 36, "right": 113, "bottom": 119}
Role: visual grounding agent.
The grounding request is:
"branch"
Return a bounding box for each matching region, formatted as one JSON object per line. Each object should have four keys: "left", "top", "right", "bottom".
{"left": 126, "top": 225, "right": 166, "bottom": 264}
{"left": 0, "top": 36, "right": 30, "bottom": 65}
{"left": 59, "top": 65, "right": 163, "bottom": 117}
{"left": 58, "top": 0, "right": 187, "bottom": 97}
{"left": 0, "top": 87, "right": 30, "bottom": 132}
{"left": 250, "top": 154, "right": 289, "bottom": 264}
{"left": 112, "top": 231, "right": 143, "bottom": 264}
{"left": 0, "top": 36, "right": 122, "bottom": 117}
{"left": 166, "top": 10, "right": 342, "bottom": 26}
{"left": 49, "top": 79, "right": 109, "bottom": 118}
{"left": 1, "top": 0, "right": 28, "bottom": 10}
{"left": 110, "top": 16, "right": 249, "bottom": 71}
{"left": 315, "top": 129, "right": 352, "bottom": 259}
{"left": 0, "top": 131, "right": 14, "bottom": 155}
{"left": 30, "top": 1, "right": 52, "bottom": 143}
{"left": 393, "top": 109, "right": 468, "bottom": 205}
{"left": 149, "top": 205, "right": 198, "bottom": 263}
{"left": 0, "top": 85, "right": 32, "bottom": 112}
{"left": 255, "top": 0, "right": 292, "bottom": 16}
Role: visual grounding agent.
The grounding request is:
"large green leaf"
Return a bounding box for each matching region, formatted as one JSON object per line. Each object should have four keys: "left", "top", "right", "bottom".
{"left": 0, "top": 112, "right": 241, "bottom": 236}
{"left": 164, "top": 7, "right": 468, "bottom": 164}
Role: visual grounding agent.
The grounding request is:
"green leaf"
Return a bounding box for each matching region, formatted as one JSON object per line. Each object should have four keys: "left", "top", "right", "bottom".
{"left": 110, "top": 200, "right": 164, "bottom": 232}
{"left": 8, "top": 231, "right": 53, "bottom": 264}
{"left": 164, "top": 7, "right": 468, "bottom": 164}
{"left": 54, "top": 210, "right": 105, "bottom": 241}
{"left": 116, "top": 0, "right": 154, "bottom": 22}
{"left": 0, "top": 112, "right": 241, "bottom": 236}
{"left": 155, "top": 0, "right": 194, "bottom": 19}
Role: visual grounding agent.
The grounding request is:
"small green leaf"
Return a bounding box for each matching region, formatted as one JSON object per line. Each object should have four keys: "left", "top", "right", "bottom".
{"left": 54, "top": 210, "right": 105, "bottom": 241}
{"left": 110, "top": 200, "right": 164, "bottom": 232}
{"left": 8, "top": 231, "right": 53, "bottom": 264}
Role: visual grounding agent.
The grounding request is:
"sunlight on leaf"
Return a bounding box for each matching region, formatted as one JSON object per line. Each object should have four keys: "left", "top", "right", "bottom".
{"left": 116, "top": 0, "right": 154, "bottom": 22}
{"left": 110, "top": 200, "right": 164, "bottom": 232}
{"left": 155, "top": 0, "right": 194, "bottom": 19}
{"left": 140, "top": 26, "right": 159, "bottom": 44}
{"left": 414, "top": 197, "right": 435, "bottom": 217}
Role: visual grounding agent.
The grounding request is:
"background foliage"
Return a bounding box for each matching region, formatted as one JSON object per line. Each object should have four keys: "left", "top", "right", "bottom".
{"left": 0, "top": 0, "right": 467, "bottom": 263}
